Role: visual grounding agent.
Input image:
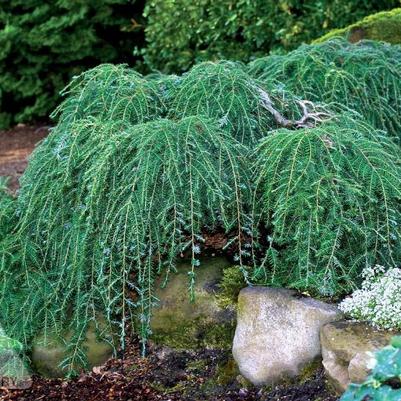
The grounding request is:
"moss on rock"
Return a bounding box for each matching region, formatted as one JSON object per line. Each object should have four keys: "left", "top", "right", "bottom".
{"left": 315, "top": 8, "right": 401, "bottom": 45}
{"left": 31, "top": 319, "right": 115, "bottom": 378}
{"left": 150, "top": 317, "right": 235, "bottom": 351}
{"left": 150, "top": 257, "right": 237, "bottom": 350}
{"left": 216, "top": 266, "right": 248, "bottom": 310}
{"left": 215, "top": 358, "right": 240, "bottom": 386}
{"left": 298, "top": 358, "right": 322, "bottom": 384}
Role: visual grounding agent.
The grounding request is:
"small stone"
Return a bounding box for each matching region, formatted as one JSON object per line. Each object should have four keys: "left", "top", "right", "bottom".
{"left": 232, "top": 287, "right": 342, "bottom": 386}
{"left": 348, "top": 351, "right": 376, "bottom": 383}
{"left": 320, "top": 320, "right": 399, "bottom": 394}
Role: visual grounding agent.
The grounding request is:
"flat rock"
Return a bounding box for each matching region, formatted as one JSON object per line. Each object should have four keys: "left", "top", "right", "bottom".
{"left": 232, "top": 287, "right": 342, "bottom": 386}
{"left": 321, "top": 320, "right": 398, "bottom": 393}
{"left": 150, "top": 256, "right": 235, "bottom": 350}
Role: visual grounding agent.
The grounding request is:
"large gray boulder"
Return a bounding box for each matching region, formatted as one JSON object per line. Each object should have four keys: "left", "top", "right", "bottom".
{"left": 150, "top": 256, "right": 235, "bottom": 350}
{"left": 321, "top": 321, "right": 398, "bottom": 393}
{"left": 0, "top": 325, "right": 31, "bottom": 389}
{"left": 232, "top": 287, "right": 342, "bottom": 386}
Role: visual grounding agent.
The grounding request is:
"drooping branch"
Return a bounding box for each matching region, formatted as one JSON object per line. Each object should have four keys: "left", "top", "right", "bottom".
{"left": 258, "top": 87, "right": 332, "bottom": 129}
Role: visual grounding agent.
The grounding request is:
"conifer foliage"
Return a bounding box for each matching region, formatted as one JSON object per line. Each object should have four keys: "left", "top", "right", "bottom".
{"left": 167, "top": 61, "right": 281, "bottom": 144}
{"left": 248, "top": 39, "right": 401, "bottom": 144}
{"left": 2, "top": 42, "right": 401, "bottom": 375}
{"left": 0, "top": 178, "right": 13, "bottom": 242}
{"left": 10, "top": 115, "right": 250, "bottom": 366}
{"left": 0, "top": 0, "right": 144, "bottom": 128}
{"left": 251, "top": 116, "right": 401, "bottom": 295}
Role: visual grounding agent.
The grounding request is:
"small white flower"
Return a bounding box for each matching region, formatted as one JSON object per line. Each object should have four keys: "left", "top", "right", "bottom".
{"left": 340, "top": 265, "right": 401, "bottom": 331}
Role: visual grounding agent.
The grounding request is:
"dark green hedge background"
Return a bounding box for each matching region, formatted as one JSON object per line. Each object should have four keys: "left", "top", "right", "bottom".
{"left": 142, "top": 0, "right": 400, "bottom": 72}
{"left": 0, "top": 0, "right": 145, "bottom": 128}
{"left": 0, "top": 0, "right": 399, "bottom": 128}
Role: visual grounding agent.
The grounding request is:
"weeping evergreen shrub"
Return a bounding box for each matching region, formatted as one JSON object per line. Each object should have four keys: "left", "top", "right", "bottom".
{"left": 3, "top": 114, "right": 252, "bottom": 373}
{"left": 248, "top": 39, "right": 401, "bottom": 145}
{"left": 0, "top": 178, "right": 15, "bottom": 243}
{"left": 0, "top": 178, "right": 21, "bottom": 281}
{"left": 0, "top": 178, "right": 24, "bottom": 340}
{"left": 166, "top": 60, "right": 331, "bottom": 144}
{"left": 251, "top": 115, "right": 401, "bottom": 296}
{"left": 167, "top": 61, "right": 281, "bottom": 144}
{"left": 52, "top": 63, "right": 164, "bottom": 130}
{"left": 2, "top": 59, "right": 401, "bottom": 375}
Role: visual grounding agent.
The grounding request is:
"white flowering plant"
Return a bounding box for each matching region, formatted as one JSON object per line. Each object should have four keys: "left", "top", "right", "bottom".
{"left": 340, "top": 265, "right": 401, "bottom": 331}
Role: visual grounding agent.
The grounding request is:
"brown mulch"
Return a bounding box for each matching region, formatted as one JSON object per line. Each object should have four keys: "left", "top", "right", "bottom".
{"left": 0, "top": 124, "right": 49, "bottom": 193}
{"left": 0, "top": 338, "right": 338, "bottom": 401}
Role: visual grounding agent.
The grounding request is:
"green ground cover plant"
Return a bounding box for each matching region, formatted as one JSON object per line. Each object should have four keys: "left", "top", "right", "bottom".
{"left": 248, "top": 39, "right": 401, "bottom": 145}
{"left": 341, "top": 336, "right": 401, "bottom": 401}
{"left": 2, "top": 45, "right": 401, "bottom": 375}
{"left": 142, "top": 0, "right": 399, "bottom": 73}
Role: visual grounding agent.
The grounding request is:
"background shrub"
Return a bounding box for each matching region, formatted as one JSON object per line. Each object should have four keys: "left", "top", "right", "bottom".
{"left": 142, "top": 0, "right": 399, "bottom": 73}
{"left": 3, "top": 1, "right": 400, "bottom": 127}
{"left": 0, "top": 0, "right": 145, "bottom": 129}
{"left": 315, "top": 8, "right": 401, "bottom": 45}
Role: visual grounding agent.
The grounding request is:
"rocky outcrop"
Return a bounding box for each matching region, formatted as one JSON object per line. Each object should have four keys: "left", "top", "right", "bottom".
{"left": 150, "top": 256, "right": 236, "bottom": 350}
{"left": 232, "top": 287, "right": 342, "bottom": 386}
{"left": 320, "top": 320, "right": 398, "bottom": 393}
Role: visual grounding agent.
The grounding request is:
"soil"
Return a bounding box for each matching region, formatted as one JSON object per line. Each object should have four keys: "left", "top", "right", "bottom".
{"left": 0, "top": 124, "right": 48, "bottom": 193}
{"left": 0, "top": 125, "right": 340, "bottom": 401}
{"left": 0, "top": 338, "right": 338, "bottom": 401}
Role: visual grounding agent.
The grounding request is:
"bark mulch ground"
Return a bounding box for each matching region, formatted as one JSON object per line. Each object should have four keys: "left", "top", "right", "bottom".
{"left": 1, "top": 339, "right": 338, "bottom": 401}
{"left": 0, "top": 124, "right": 48, "bottom": 193}
{"left": 0, "top": 126, "right": 339, "bottom": 401}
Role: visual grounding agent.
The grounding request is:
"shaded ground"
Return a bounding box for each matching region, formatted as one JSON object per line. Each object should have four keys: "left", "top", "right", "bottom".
{"left": 1, "top": 338, "right": 338, "bottom": 401}
{"left": 0, "top": 124, "right": 48, "bottom": 193}
{"left": 0, "top": 125, "right": 339, "bottom": 401}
